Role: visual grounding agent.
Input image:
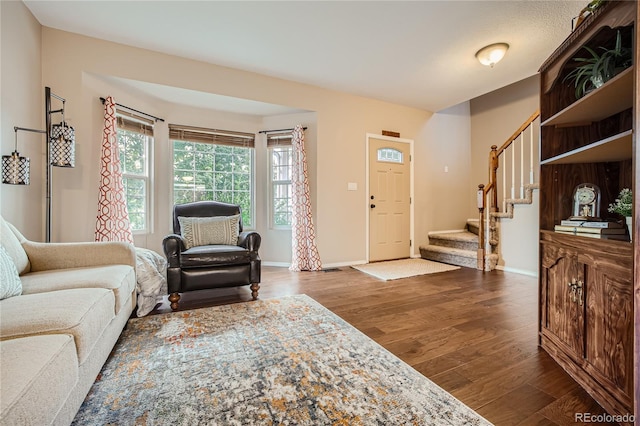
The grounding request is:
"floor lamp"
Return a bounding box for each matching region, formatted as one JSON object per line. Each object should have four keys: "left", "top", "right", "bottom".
{"left": 1, "top": 87, "right": 75, "bottom": 242}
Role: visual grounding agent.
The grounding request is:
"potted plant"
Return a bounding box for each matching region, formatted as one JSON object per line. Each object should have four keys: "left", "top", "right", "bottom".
{"left": 573, "top": 0, "right": 605, "bottom": 30}
{"left": 608, "top": 188, "right": 632, "bottom": 240}
{"left": 563, "top": 30, "right": 632, "bottom": 99}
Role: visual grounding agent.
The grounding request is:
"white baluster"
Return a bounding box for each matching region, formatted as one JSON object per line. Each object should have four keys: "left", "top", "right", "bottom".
{"left": 520, "top": 133, "right": 524, "bottom": 198}
{"left": 511, "top": 144, "right": 515, "bottom": 200}
{"left": 502, "top": 151, "right": 507, "bottom": 211}
{"left": 529, "top": 123, "right": 534, "bottom": 184}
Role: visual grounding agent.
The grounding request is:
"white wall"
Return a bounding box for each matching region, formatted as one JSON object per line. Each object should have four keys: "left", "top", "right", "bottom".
{"left": 499, "top": 191, "right": 539, "bottom": 276}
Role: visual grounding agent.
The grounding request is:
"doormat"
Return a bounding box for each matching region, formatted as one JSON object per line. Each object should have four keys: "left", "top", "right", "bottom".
{"left": 352, "top": 258, "right": 460, "bottom": 281}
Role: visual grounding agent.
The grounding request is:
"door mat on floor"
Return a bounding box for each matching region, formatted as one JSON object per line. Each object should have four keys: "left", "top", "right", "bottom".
{"left": 352, "top": 258, "right": 460, "bottom": 281}
{"left": 72, "top": 295, "right": 489, "bottom": 425}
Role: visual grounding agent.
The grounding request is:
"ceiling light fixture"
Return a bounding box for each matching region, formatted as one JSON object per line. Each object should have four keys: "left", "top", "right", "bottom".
{"left": 475, "top": 43, "right": 509, "bottom": 68}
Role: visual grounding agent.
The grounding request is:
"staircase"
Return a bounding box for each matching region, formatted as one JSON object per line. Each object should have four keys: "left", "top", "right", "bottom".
{"left": 421, "top": 111, "right": 541, "bottom": 271}
{"left": 419, "top": 220, "right": 481, "bottom": 269}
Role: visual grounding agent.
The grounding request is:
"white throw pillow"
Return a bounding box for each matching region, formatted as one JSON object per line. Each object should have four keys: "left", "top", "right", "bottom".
{"left": 178, "top": 215, "right": 240, "bottom": 249}
{"left": 0, "top": 245, "right": 22, "bottom": 299}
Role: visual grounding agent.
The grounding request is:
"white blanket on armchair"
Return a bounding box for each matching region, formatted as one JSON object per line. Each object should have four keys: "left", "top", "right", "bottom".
{"left": 134, "top": 248, "right": 167, "bottom": 317}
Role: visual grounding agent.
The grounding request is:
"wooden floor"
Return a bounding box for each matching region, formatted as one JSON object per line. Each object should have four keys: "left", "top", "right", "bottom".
{"left": 149, "top": 265, "right": 614, "bottom": 426}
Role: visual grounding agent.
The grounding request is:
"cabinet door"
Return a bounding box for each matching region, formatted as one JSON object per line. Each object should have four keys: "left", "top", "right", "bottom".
{"left": 584, "top": 262, "right": 633, "bottom": 407}
{"left": 541, "top": 243, "right": 584, "bottom": 360}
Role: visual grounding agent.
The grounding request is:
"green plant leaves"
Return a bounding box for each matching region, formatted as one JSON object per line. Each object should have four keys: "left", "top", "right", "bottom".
{"left": 563, "top": 30, "right": 632, "bottom": 99}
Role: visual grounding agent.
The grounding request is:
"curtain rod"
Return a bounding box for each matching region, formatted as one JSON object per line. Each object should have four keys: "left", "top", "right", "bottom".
{"left": 258, "top": 126, "right": 307, "bottom": 134}
{"left": 99, "top": 97, "right": 165, "bottom": 122}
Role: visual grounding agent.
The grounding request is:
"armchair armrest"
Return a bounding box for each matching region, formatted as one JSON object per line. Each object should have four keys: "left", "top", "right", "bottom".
{"left": 163, "top": 234, "right": 186, "bottom": 268}
{"left": 23, "top": 240, "right": 136, "bottom": 272}
{"left": 238, "top": 231, "right": 261, "bottom": 252}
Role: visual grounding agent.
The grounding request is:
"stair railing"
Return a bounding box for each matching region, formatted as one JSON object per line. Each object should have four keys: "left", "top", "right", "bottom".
{"left": 477, "top": 110, "right": 540, "bottom": 271}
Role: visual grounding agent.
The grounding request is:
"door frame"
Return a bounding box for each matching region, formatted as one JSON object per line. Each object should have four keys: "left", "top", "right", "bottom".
{"left": 365, "top": 133, "right": 415, "bottom": 263}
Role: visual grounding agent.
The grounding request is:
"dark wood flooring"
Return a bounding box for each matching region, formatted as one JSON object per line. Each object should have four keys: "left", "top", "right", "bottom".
{"left": 149, "top": 265, "right": 614, "bottom": 425}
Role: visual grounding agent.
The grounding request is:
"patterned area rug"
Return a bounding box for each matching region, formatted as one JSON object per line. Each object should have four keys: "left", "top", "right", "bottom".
{"left": 352, "top": 258, "right": 460, "bottom": 281}
{"left": 72, "top": 295, "right": 490, "bottom": 425}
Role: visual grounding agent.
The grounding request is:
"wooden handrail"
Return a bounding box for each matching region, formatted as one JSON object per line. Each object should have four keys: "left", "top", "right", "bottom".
{"left": 476, "top": 110, "right": 541, "bottom": 271}
{"left": 495, "top": 110, "right": 541, "bottom": 156}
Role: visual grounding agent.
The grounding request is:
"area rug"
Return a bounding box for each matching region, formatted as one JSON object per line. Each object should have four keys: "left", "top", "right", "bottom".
{"left": 352, "top": 258, "right": 460, "bottom": 281}
{"left": 72, "top": 295, "right": 490, "bottom": 425}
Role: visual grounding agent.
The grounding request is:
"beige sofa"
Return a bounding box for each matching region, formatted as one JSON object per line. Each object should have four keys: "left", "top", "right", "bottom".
{"left": 0, "top": 216, "right": 136, "bottom": 426}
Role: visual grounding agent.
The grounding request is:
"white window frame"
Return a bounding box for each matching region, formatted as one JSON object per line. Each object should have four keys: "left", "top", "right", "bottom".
{"left": 117, "top": 125, "right": 153, "bottom": 234}
{"left": 268, "top": 145, "right": 293, "bottom": 229}
{"left": 171, "top": 140, "right": 256, "bottom": 229}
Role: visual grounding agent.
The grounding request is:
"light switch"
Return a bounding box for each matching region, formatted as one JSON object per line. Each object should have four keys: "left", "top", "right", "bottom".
{"left": 444, "top": 166, "right": 449, "bottom": 173}
{"left": 348, "top": 182, "right": 358, "bottom": 191}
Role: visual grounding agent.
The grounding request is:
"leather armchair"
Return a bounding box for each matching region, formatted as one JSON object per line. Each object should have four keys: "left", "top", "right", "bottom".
{"left": 162, "top": 201, "right": 261, "bottom": 310}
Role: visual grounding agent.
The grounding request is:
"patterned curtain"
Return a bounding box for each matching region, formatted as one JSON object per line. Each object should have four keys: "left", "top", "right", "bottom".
{"left": 289, "top": 125, "right": 322, "bottom": 271}
{"left": 94, "top": 96, "right": 134, "bottom": 244}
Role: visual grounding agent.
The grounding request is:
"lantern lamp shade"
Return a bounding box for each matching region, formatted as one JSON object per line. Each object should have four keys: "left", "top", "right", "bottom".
{"left": 2, "top": 151, "right": 30, "bottom": 185}
{"left": 50, "top": 123, "right": 75, "bottom": 167}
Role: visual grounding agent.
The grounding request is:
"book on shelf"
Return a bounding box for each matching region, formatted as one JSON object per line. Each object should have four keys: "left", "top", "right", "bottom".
{"left": 554, "top": 230, "right": 629, "bottom": 240}
{"left": 560, "top": 219, "right": 623, "bottom": 228}
{"left": 554, "top": 225, "right": 626, "bottom": 235}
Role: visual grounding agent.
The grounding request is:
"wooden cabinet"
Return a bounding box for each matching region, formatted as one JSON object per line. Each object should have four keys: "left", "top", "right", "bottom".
{"left": 540, "top": 232, "right": 633, "bottom": 415}
{"left": 538, "top": 0, "right": 635, "bottom": 418}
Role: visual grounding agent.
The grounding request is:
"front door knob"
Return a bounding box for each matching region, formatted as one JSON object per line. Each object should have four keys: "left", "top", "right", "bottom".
{"left": 370, "top": 204, "right": 376, "bottom": 209}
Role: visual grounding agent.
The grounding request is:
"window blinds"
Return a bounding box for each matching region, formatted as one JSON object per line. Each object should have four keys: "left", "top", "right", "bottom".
{"left": 169, "top": 124, "right": 255, "bottom": 148}
{"left": 116, "top": 112, "right": 154, "bottom": 136}
{"left": 266, "top": 131, "right": 293, "bottom": 147}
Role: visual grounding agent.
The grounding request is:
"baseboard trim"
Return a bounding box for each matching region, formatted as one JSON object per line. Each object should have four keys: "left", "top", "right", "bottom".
{"left": 495, "top": 265, "right": 538, "bottom": 278}
{"left": 262, "top": 261, "right": 290, "bottom": 268}
{"left": 264, "top": 260, "right": 370, "bottom": 269}
{"left": 324, "top": 260, "right": 367, "bottom": 268}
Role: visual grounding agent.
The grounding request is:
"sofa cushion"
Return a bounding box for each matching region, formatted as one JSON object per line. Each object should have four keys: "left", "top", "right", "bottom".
{"left": 0, "top": 288, "right": 115, "bottom": 364}
{"left": 0, "top": 245, "right": 22, "bottom": 299}
{"left": 20, "top": 265, "right": 135, "bottom": 315}
{"left": 0, "top": 215, "right": 30, "bottom": 275}
{"left": 0, "top": 334, "right": 78, "bottom": 426}
{"left": 178, "top": 214, "right": 240, "bottom": 248}
{"left": 180, "top": 244, "right": 251, "bottom": 268}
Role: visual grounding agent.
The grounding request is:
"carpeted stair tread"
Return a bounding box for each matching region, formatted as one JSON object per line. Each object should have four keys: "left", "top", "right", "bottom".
{"left": 420, "top": 244, "right": 476, "bottom": 258}
{"left": 428, "top": 231, "right": 478, "bottom": 242}
{"left": 419, "top": 244, "right": 477, "bottom": 269}
{"left": 466, "top": 219, "right": 479, "bottom": 236}
{"left": 427, "top": 231, "right": 478, "bottom": 251}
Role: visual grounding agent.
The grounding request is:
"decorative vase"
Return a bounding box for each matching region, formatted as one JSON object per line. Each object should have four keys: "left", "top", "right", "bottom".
{"left": 625, "top": 216, "right": 632, "bottom": 241}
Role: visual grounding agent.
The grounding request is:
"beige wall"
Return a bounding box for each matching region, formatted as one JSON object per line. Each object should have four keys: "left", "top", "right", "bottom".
{"left": 4, "top": 24, "right": 471, "bottom": 266}
{"left": 258, "top": 112, "right": 318, "bottom": 265}
{"left": 470, "top": 74, "right": 540, "bottom": 209}
{"left": 415, "top": 101, "right": 473, "bottom": 234}
{"left": 0, "top": 1, "right": 43, "bottom": 240}
{"left": 470, "top": 75, "right": 540, "bottom": 275}
{"left": 2, "top": 3, "right": 540, "bottom": 272}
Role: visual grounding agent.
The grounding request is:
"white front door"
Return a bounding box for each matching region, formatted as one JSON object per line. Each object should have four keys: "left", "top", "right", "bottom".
{"left": 368, "top": 138, "right": 411, "bottom": 262}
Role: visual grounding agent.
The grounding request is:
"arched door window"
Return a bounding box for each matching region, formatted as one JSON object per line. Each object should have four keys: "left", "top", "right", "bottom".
{"left": 377, "top": 147, "right": 403, "bottom": 163}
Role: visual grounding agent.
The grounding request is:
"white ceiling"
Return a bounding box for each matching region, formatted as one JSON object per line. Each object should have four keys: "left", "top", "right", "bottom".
{"left": 25, "top": 0, "right": 586, "bottom": 113}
